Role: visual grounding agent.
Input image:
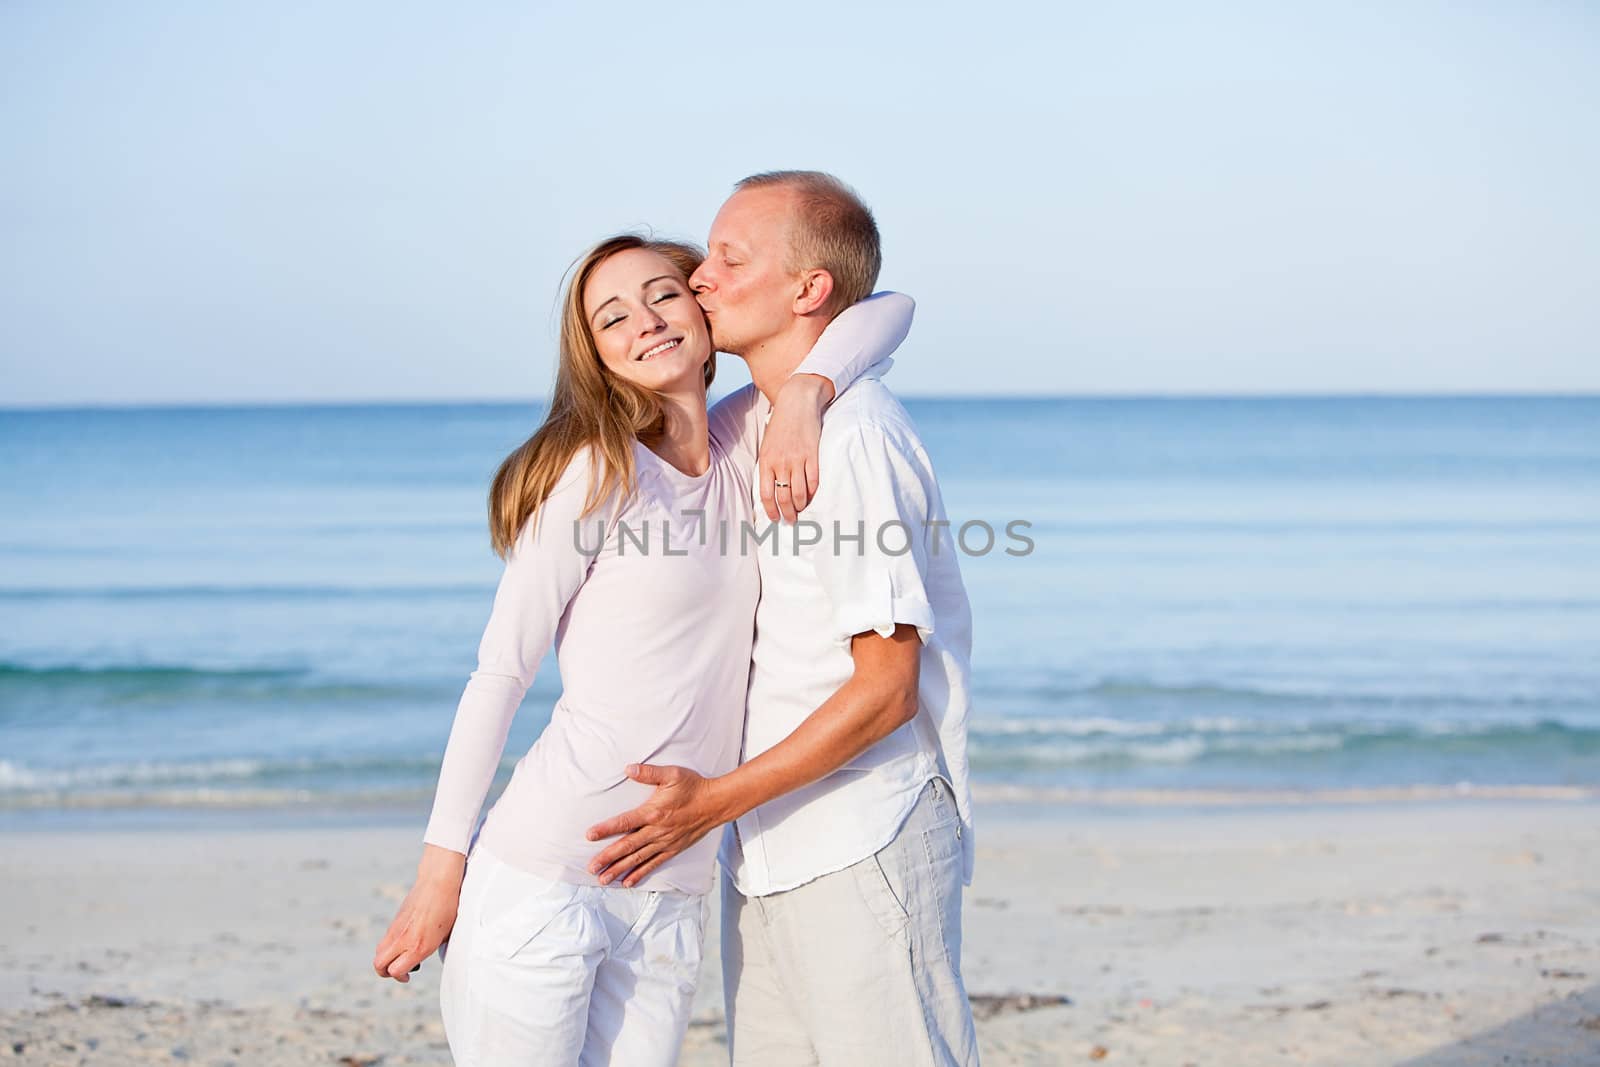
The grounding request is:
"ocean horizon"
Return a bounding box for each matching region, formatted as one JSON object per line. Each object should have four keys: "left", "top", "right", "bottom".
{"left": 5, "top": 390, "right": 1599, "bottom": 415}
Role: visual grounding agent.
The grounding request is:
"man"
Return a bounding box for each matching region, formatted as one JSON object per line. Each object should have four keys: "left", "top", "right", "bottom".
{"left": 586, "top": 171, "right": 979, "bottom": 1066}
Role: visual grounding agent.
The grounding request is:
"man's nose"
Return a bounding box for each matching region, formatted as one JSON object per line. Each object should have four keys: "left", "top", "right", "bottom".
{"left": 688, "top": 263, "right": 712, "bottom": 293}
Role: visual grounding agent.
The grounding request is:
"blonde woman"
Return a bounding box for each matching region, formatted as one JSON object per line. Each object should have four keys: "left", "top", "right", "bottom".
{"left": 372, "top": 233, "right": 911, "bottom": 1065}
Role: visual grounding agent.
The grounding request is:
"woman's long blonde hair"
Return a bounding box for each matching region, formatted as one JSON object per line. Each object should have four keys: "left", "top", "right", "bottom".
{"left": 488, "top": 235, "right": 713, "bottom": 558}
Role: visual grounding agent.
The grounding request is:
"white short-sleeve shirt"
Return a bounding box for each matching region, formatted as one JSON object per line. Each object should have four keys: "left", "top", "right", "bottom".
{"left": 719, "top": 369, "right": 976, "bottom": 897}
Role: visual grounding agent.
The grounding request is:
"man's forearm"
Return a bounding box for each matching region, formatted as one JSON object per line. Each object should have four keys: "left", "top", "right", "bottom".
{"left": 789, "top": 370, "right": 836, "bottom": 406}
{"left": 707, "top": 672, "right": 916, "bottom": 826}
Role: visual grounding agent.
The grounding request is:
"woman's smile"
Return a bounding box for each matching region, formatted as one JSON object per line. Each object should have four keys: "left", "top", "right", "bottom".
{"left": 637, "top": 338, "right": 681, "bottom": 361}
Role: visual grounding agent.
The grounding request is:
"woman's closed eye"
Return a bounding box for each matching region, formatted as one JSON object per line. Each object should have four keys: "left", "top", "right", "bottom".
{"left": 600, "top": 290, "right": 678, "bottom": 329}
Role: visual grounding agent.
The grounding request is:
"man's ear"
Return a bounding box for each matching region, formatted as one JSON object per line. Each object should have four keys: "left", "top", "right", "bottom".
{"left": 792, "top": 269, "right": 836, "bottom": 316}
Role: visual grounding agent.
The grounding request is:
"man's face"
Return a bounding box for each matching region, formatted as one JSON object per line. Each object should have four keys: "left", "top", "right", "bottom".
{"left": 689, "top": 186, "right": 800, "bottom": 355}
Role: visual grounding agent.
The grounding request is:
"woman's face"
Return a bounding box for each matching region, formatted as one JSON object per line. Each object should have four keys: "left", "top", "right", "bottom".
{"left": 582, "top": 249, "right": 712, "bottom": 394}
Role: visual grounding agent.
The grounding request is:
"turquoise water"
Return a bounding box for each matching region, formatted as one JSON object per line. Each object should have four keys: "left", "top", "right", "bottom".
{"left": 2, "top": 397, "right": 1597, "bottom": 810}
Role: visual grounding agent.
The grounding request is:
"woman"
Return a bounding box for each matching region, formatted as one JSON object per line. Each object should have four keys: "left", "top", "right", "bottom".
{"left": 371, "top": 233, "right": 911, "bottom": 1065}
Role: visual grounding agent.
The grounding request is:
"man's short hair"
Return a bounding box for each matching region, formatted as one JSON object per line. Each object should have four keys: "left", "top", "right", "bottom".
{"left": 735, "top": 170, "right": 881, "bottom": 317}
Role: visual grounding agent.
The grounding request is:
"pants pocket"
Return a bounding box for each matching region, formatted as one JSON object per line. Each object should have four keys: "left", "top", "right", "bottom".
{"left": 917, "top": 816, "right": 963, "bottom": 967}
{"left": 472, "top": 860, "right": 583, "bottom": 960}
{"left": 850, "top": 846, "right": 912, "bottom": 944}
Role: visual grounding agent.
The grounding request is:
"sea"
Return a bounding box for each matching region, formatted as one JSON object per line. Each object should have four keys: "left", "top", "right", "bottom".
{"left": 2, "top": 397, "right": 1597, "bottom": 820}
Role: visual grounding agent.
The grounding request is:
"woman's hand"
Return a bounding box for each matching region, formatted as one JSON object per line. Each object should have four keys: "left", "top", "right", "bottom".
{"left": 759, "top": 373, "right": 835, "bottom": 523}
{"left": 372, "top": 844, "right": 467, "bottom": 983}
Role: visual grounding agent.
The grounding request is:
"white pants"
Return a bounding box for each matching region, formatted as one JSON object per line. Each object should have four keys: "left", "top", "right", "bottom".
{"left": 723, "top": 777, "right": 980, "bottom": 1066}
{"left": 438, "top": 847, "right": 706, "bottom": 1067}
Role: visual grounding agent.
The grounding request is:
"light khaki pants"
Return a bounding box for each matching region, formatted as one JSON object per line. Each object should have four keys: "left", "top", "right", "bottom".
{"left": 722, "top": 778, "right": 980, "bottom": 1066}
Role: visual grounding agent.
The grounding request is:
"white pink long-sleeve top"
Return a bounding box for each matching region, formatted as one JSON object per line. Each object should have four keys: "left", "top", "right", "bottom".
{"left": 422, "top": 293, "right": 913, "bottom": 895}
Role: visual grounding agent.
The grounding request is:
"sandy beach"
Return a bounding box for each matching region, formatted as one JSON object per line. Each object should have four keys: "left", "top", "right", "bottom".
{"left": 3, "top": 800, "right": 1598, "bottom": 1066}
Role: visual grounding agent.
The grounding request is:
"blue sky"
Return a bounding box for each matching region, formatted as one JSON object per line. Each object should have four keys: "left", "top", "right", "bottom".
{"left": 2, "top": 1, "right": 1597, "bottom": 406}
